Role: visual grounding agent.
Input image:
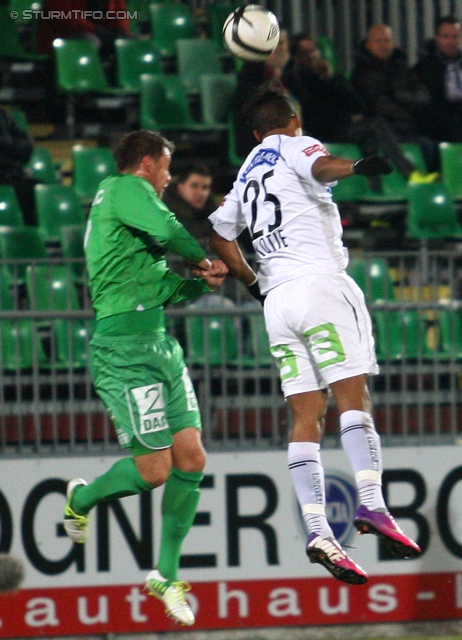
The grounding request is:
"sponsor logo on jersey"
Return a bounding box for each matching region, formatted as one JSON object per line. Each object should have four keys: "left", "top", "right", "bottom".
{"left": 302, "top": 143, "right": 329, "bottom": 157}
{"left": 240, "top": 148, "right": 280, "bottom": 182}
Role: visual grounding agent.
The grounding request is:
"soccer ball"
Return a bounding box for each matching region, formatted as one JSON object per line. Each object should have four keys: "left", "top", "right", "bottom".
{"left": 222, "top": 5, "right": 280, "bottom": 62}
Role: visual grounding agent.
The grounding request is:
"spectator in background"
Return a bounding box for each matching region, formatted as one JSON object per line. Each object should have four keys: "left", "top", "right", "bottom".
{"left": 351, "top": 24, "right": 439, "bottom": 172}
{"left": 282, "top": 34, "right": 437, "bottom": 187}
{"left": 233, "top": 28, "right": 291, "bottom": 157}
{"left": 0, "top": 107, "right": 39, "bottom": 226}
{"left": 38, "top": 0, "right": 130, "bottom": 77}
{"left": 162, "top": 162, "right": 216, "bottom": 251}
{"left": 412, "top": 15, "right": 462, "bottom": 142}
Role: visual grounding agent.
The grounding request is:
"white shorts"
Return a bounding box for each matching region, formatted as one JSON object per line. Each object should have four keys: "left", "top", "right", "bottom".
{"left": 264, "top": 272, "right": 379, "bottom": 397}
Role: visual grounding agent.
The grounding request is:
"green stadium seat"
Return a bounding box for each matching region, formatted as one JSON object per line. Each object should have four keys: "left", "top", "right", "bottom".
{"left": 0, "top": 226, "right": 47, "bottom": 281}
{"left": 0, "top": 186, "right": 24, "bottom": 226}
{"left": 407, "top": 182, "right": 462, "bottom": 239}
{"left": 347, "top": 256, "right": 395, "bottom": 302}
{"left": 439, "top": 142, "right": 462, "bottom": 200}
{"left": 27, "top": 147, "right": 58, "bottom": 184}
{"left": 149, "top": 2, "right": 196, "bottom": 57}
{"left": 35, "top": 184, "right": 86, "bottom": 242}
{"left": 176, "top": 38, "right": 222, "bottom": 94}
{"left": 373, "top": 308, "right": 432, "bottom": 362}
{"left": 25, "top": 264, "right": 80, "bottom": 311}
{"left": 200, "top": 73, "right": 236, "bottom": 127}
{"left": 72, "top": 145, "right": 117, "bottom": 203}
{"left": 115, "top": 38, "right": 162, "bottom": 91}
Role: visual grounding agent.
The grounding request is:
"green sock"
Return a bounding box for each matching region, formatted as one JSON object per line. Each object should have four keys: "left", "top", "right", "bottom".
{"left": 71, "top": 457, "right": 153, "bottom": 515}
{"left": 157, "top": 467, "right": 203, "bottom": 582}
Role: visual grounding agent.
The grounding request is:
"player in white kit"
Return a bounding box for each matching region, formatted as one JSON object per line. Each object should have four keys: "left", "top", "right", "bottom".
{"left": 209, "top": 83, "right": 421, "bottom": 584}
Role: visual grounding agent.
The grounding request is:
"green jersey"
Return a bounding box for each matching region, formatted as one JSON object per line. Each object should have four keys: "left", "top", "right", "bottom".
{"left": 85, "top": 173, "right": 211, "bottom": 320}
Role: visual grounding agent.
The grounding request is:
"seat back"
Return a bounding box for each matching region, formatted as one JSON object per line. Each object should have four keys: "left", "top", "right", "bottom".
{"left": 439, "top": 142, "right": 462, "bottom": 199}
{"left": 0, "top": 186, "right": 24, "bottom": 226}
{"left": 0, "top": 319, "right": 48, "bottom": 370}
{"left": 140, "top": 74, "right": 195, "bottom": 129}
{"left": 373, "top": 309, "right": 430, "bottom": 361}
{"left": 115, "top": 38, "right": 162, "bottom": 91}
{"left": 200, "top": 73, "right": 236, "bottom": 125}
{"left": 185, "top": 295, "right": 238, "bottom": 366}
{"left": 318, "top": 35, "right": 341, "bottom": 73}
{"left": 59, "top": 224, "right": 86, "bottom": 280}
{"left": 176, "top": 38, "right": 222, "bottom": 93}
{"left": 72, "top": 145, "right": 116, "bottom": 201}
{"left": 438, "top": 307, "right": 462, "bottom": 359}
{"left": 52, "top": 319, "right": 93, "bottom": 369}
{"left": 35, "top": 184, "right": 86, "bottom": 240}
{"left": 149, "top": 3, "right": 196, "bottom": 57}
{"left": 27, "top": 147, "right": 58, "bottom": 184}
{"left": 53, "top": 38, "right": 109, "bottom": 92}
{"left": 347, "top": 256, "right": 395, "bottom": 302}
{"left": 407, "top": 182, "right": 462, "bottom": 239}
{"left": 0, "top": 226, "right": 47, "bottom": 280}
{"left": 26, "top": 264, "right": 80, "bottom": 311}
{"left": 0, "top": 5, "right": 37, "bottom": 58}
{"left": 227, "top": 110, "right": 245, "bottom": 168}
{"left": 209, "top": 3, "right": 238, "bottom": 50}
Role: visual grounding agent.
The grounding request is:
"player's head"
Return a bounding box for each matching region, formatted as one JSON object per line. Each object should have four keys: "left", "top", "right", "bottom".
{"left": 116, "top": 129, "right": 175, "bottom": 196}
{"left": 244, "top": 81, "right": 301, "bottom": 141}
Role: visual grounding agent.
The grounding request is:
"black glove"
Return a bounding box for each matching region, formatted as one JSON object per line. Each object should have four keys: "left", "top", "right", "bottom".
{"left": 248, "top": 280, "right": 266, "bottom": 306}
{"left": 353, "top": 156, "right": 393, "bottom": 176}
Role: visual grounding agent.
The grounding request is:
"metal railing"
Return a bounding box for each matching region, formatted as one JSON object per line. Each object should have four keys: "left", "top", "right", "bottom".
{"left": 1, "top": 249, "right": 462, "bottom": 456}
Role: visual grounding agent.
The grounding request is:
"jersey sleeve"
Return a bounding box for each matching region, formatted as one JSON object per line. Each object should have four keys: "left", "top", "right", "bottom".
{"left": 289, "top": 137, "right": 335, "bottom": 185}
{"left": 114, "top": 178, "right": 206, "bottom": 264}
{"left": 208, "top": 185, "right": 248, "bottom": 241}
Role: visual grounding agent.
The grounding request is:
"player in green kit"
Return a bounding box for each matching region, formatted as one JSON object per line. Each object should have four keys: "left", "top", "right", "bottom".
{"left": 62, "top": 130, "right": 227, "bottom": 626}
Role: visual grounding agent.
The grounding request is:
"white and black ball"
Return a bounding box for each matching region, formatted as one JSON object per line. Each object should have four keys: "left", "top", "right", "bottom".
{"left": 222, "top": 5, "right": 280, "bottom": 62}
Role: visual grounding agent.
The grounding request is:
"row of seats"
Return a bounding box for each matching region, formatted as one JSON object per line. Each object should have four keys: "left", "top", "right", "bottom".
{"left": 327, "top": 143, "right": 462, "bottom": 240}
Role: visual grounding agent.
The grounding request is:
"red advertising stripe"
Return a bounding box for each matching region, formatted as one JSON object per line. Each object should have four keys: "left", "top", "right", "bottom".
{"left": 0, "top": 573, "right": 461, "bottom": 637}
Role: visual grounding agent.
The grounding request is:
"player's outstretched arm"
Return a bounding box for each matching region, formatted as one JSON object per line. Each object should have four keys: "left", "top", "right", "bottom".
{"left": 210, "top": 232, "right": 257, "bottom": 285}
{"left": 312, "top": 154, "right": 393, "bottom": 183}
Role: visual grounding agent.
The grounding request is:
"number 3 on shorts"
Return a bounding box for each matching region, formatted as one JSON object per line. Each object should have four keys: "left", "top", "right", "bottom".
{"left": 303, "top": 322, "right": 346, "bottom": 368}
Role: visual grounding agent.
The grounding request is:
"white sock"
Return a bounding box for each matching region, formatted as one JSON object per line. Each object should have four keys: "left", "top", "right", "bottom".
{"left": 340, "top": 410, "right": 386, "bottom": 511}
{"left": 288, "top": 442, "right": 333, "bottom": 538}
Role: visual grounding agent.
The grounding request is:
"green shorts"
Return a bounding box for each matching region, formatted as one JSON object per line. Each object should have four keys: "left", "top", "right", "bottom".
{"left": 90, "top": 332, "right": 202, "bottom": 455}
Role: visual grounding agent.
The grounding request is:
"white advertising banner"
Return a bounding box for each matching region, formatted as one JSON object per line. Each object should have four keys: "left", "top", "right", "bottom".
{"left": 0, "top": 445, "right": 461, "bottom": 635}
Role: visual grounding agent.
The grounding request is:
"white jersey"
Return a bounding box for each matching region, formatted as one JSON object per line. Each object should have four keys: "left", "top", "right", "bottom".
{"left": 209, "top": 134, "right": 349, "bottom": 294}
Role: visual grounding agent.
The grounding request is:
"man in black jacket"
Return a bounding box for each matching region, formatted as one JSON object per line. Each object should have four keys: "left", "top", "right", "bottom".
{"left": 352, "top": 24, "right": 438, "bottom": 172}
{"left": 413, "top": 15, "right": 462, "bottom": 142}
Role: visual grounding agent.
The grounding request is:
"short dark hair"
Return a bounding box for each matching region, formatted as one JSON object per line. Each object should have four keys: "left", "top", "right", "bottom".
{"left": 436, "top": 15, "right": 461, "bottom": 31}
{"left": 289, "top": 32, "right": 311, "bottom": 58}
{"left": 244, "top": 81, "right": 296, "bottom": 137}
{"left": 115, "top": 129, "right": 175, "bottom": 171}
{"left": 177, "top": 161, "right": 212, "bottom": 184}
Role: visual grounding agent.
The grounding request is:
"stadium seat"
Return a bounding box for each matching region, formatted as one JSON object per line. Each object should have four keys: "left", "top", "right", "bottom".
{"left": 439, "top": 142, "right": 462, "bottom": 200}
{"left": 347, "top": 256, "right": 395, "bottom": 302}
{"left": 0, "top": 5, "right": 48, "bottom": 60}
{"left": 0, "top": 225, "right": 47, "bottom": 281}
{"left": 35, "top": 184, "right": 86, "bottom": 242}
{"left": 72, "top": 145, "right": 117, "bottom": 203}
{"left": 115, "top": 38, "right": 163, "bottom": 91}
{"left": 373, "top": 308, "right": 432, "bottom": 361}
{"left": 25, "top": 264, "right": 80, "bottom": 312}
{"left": 200, "top": 73, "right": 236, "bottom": 127}
{"left": 318, "top": 35, "right": 341, "bottom": 74}
{"left": 407, "top": 182, "right": 462, "bottom": 239}
{"left": 0, "top": 186, "right": 25, "bottom": 226}
{"left": 51, "top": 319, "right": 93, "bottom": 369}
{"left": 139, "top": 74, "right": 211, "bottom": 132}
{"left": 26, "top": 147, "right": 58, "bottom": 184}
{"left": 176, "top": 38, "right": 222, "bottom": 94}
{"left": 53, "top": 38, "right": 137, "bottom": 138}
{"left": 208, "top": 2, "right": 239, "bottom": 50}
{"left": 438, "top": 306, "right": 462, "bottom": 360}
{"left": 149, "top": 3, "right": 196, "bottom": 57}
{"left": 227, "top": 111, "right": 245, "bottom": 169}
{"left": 59, "top": 224, "right": 86, "bottom": 280}
{"left": 0, "top": 319, "right": 48, "bottom": 370}
{"left": 185, "top": 295, "right": 240, "bottom": 367}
